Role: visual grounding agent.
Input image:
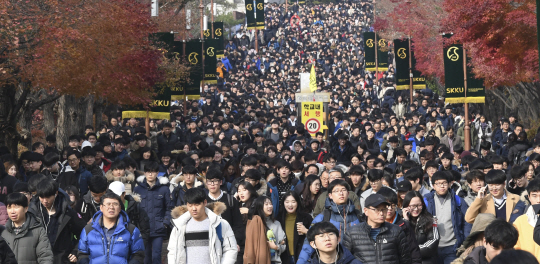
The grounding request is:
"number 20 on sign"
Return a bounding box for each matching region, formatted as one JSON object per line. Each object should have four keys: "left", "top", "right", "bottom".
{"left": 301, "top": 102, "right": 326, "bottom": 136}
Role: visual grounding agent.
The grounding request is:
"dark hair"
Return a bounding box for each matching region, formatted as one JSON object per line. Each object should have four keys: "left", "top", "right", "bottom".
{"left": 402, "top": 191, "right": 433, "bottom": 234}
{"left": 377, "top": 187, "right": 398, "bottom": 205}
{"left": 185, "top": 188, "right": 207, "bottom": 204}
{"left": 144, "top": 161, "right": 159, "bottom": 172}
{"left": 182, "top": 165, "right": 198, "bottom": 175}
{"left": 110, "top": 160, "right": 126, "bottom": 171}
{"left": 64, "top": 185, "right": 80, "bottom": 204}
{"left": 248, "top": 196, "right": 274, "bottom": 225}
{"left": 99, "top": 191, "right": 122, "bottom": 207}
{"left": 484, "top": 219, "right": 518, "bottom": 249}
{"left": 527, "top": 178, "right": 540, "bottom": 194}
{"left": 424, "top": 160, "right": 439, "bottom": 170}
{"left": 238, "top": 181, "right": 259, "bottom": 204}
{"left": 307, "top": 222, "right": 340, "bottom": 242}
{"left": 402, "top": 160, "right": 419, "bottom": 172}
{"left": 43, "top": 153, "right": 60, "bottom": 167}
{"left": 301, "top": 175, "right": 321, "bottom": 213}
{"left": 88, "top": 176, "right": 108, "bottom": 193}
{"left": 246, "top": 169, "right": 262, "bottom": 181}
{"left": 485, "top": 169, "right": 506, "bottom": 185}
{"left": 404, "top": 167, "right": 424, "bottom": 184}
{"left": 122, "top": 156, "right": 138, "bottom": 169}
{"left": 328, "top": 179, "right": 350, "bottom": 193}
{"left": 6, "top": 192, "right": 28, "bottom": 208}
{"left": 36, "top": 179, "right": 59, "bottom": 198}
{"left": 431, "top": 171, "right": 449, "bottom": 183}
{"left": 466, "top": 170, "right": 485, "bottom": 184}
{"left": 491, "top": 250, "right": 539, "bottom": 264}
{"left": 349, "top": 165, "right": 365, "bottom": 176}
{"left": 241, "top": 156, "right": 257, "bottom": 167}
{"left": 367, "top": 169, "right": 384, "bottom": 182}
{"left": 206, "top": 168, "right": 223, "bottom": 181}
{"left": 27, "top": 174, "right": 48, "bottom": 193}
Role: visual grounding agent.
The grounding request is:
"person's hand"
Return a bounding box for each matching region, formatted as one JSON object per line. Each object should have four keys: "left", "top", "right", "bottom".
{"left": 297, "top": 223, "right": 308, "bottom": 235}
{"left": 478, "top": 186, "right": 487, "bottom": 199}
{"left": 402, "top": 207, "right": 410, "bottom": 220}
{"left": 240, "top": 207, "right": 249, "bottom": 214}
{"left": 268, "top": 240, "right": 279, "bottom": 250}
{"left": 68, "top": 254, "right": 77, "bottom": 263}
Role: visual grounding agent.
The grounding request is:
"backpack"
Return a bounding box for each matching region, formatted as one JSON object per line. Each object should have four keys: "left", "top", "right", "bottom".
{"left": 322, "top": 207, "right": 364, "bottom": 223}
{"left": 514, "top": 150, "right": 528, "bottom": 165}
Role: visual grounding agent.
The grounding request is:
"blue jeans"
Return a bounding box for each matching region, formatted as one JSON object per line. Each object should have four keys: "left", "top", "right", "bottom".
{"left": 437, "top": 246, "right": 456, "bottom": 264}
{"left": 145, "top": 236, "right": 163, "bottom": 264}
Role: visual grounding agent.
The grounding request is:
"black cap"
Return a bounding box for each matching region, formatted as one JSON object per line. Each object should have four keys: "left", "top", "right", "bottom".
{"left": 396, "top": 180, "right": 412, "bottom": 192}
{"left": 388, "top": 136, "right": 399, "bottom": 143}
{"left": 364, "top": 193, "right": 390, "bottom": 208}
{"left": 27, "top": 152, "right": 43, "bottom": 162}
{"left": 255, "top": 132, "right": 263, "bottom": 137}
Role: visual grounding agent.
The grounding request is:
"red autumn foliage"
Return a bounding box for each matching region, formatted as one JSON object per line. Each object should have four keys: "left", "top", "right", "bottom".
{"left": 374, "top": 0, "right": 539, "bottom": 87}
{"left": 0, "top": 0, "right": 163, "bottom": 104}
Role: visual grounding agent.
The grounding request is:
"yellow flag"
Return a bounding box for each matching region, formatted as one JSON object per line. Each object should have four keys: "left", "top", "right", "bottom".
{"left": 309, "top": 64, "right": 317, "bottom": 92}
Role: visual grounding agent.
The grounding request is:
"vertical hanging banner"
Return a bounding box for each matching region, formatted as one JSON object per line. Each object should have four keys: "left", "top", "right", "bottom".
{"left": 149, "top": 86, "right": 172, "bottom": 120}
{"left": 363, "top": 32, "right": 376, "bottom": 72}
{"left": 377, "top": 37, "right": 389, "bottom": 72}
{"left": 149, "top": 32, "right": 174, "bottom": 54}
{"left": 213, "top": 22, "right": 225, "bottom": 58}
{"left": 298, "top": 0, "right": 306, "bottom": 5}
{"left": 444, "top": 43, "right": 465, "bottom": 103}
{"left": 245, "top": 0, "right": 256, "bottom": 30}
{"left": 393, "top": 39, "right": 409, "bottom": 90}
{"left": 185, "top": 40, "right": 203, "bottom": 99}
{"left": 204, "top": 38, "right": 218, "bottom": 84}
{"left": 255, "top": 0, "right": 265, "bottom": 29}
{"left": 411, "top": 49, "right": 426, "bottom": 90}
{"left": 465, "top": 58, "right": 486, "bottom": 103}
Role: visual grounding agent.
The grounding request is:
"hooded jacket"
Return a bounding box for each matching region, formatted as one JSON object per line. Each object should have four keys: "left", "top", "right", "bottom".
{"left": 105, "top": 170, "right": 136, "bottom": 194}
{"left": 462, "top": 247, "right": 488, "bottom": 264}
{"left": 28, "top": 192, "right": 86, "bottom": 264}
{"left": 306, "top": 244, "right": 363, "bottom": 264}
{"left": 167, "top": 202, "right": 238, "bottom": 264}
{"left": 343, "top": 221, "right": 412, "bottom": 264}
{"left": 169, "top": 174, "right": 207, "bottom": 206}
{"left": 453, "top": 214, "right": 496, "bottom": 263}
{"left": 123, "top": 194, "right": 151, "bottom": 252}
{"left": 57, "top": 166, "right": 92, "bottom": 195}
{"left": 331, "top": 141, "right": 356, "bottom": 166}
{"left": 1, "top": 212, "right": 54, "bottom": 264}
{"left": 297, "top": 199, "right": 363, "bottom": 264}
{"left": 0, "top": 234, "right": 17, "bottom": 264}
{"left": 133, "top": 176, "right": 173, "bottom": 237}
{"left": 77, "top": 211, "right": 144, "bottom": 264}
{"left": 75, "top": 191, "right": 101, "bottom": 224}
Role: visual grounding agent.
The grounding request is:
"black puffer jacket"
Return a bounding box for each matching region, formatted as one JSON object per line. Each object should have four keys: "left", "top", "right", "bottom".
{"left": 343, "top": 222, "right": 412, "bottom": 264}
{"left": 394, "top": 214, "right": 422, "bottom": 264}
{"left": 411, "top": 216, "right": 439, "bottom": 264}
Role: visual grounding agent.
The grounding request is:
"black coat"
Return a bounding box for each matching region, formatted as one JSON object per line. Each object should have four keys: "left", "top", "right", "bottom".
{"left": 156, "top": 133, "right": 178, "bottom": 154}
{"left": 412, "top": 216, "right": 439, "bottom": 264}
{"left": 278, "top": 212, "right": 313, "bottom": 263}
{"left": 394, "top": 214, "right": 422, "bottom": 264}
{"left": 28, "top": 192, "right": 86, "bottom": 264}
{"left": 332, "top": 141, "right": 357, "bottom": 166}
{"left": 343, "top": 222, "right": 412, "bottom": 264}
{"left": 0, "top": 173, "right": 18, "bottom": 204}
{"left": 124, "top": 194, "right": 151, "bottom": 251}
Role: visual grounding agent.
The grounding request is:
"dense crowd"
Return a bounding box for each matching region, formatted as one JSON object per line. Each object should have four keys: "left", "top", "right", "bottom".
{"left": 0, "top": 0, "right": 540, "bottom": 264}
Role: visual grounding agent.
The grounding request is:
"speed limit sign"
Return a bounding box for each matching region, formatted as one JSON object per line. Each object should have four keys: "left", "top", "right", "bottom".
{"left": 305, "top": 118, "right": 321, "bottom": 134}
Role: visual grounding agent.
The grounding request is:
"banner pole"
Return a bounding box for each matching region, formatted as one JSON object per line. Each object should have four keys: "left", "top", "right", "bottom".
{"left": 408, "top": 37, "right": 413, "bottom": 104}
{"left": 375, "top": 32, "right": 378, "bottom": 82}
{"left": 463, "top": 47, "right": 471, "bottom": 151}
{"left": 145, "top": 110, "right": 150, "bottom": 138}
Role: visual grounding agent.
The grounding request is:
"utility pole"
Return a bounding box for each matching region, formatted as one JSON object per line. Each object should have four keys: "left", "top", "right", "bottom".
{"left": 200, "top": 0, "right": 205, "bottom": 96}
{"left": 463, "top": 47, "right": 470, "bottom": 151}
{"left": 408, "top": 37, "right": 413, "bottom": 104}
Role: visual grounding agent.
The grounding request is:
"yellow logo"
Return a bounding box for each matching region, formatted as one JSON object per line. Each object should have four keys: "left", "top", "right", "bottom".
{"left": 246, "top": 4, "right": 252, "bottom": 11}
{"left": 215, "top": 28, "right": 222, "bottom": 36}
{"left": 173, "top": 52, "right": 180, "bottom": 60}
{"left": 447, "top": 46, "right": 459, "bottom": 61}
{"left": 257, "top": 3, "right": 263, "bottom": 10}
{"left": 366, "top": 39, "right": 374, "bottom": 48}
{"left": 188, "top": 52, "right": 199, "bottom": 64}
{"left": 397, "top": 48, "right": 406, "bottom": 59}
{"left": 207, "top": 47, "right": 215, "bottom": 57}
{"left": 378, "top": 39, "right": 386, "bottom": 47}
{"left": 204, "top": 29, "right": 210, "bottom": 38}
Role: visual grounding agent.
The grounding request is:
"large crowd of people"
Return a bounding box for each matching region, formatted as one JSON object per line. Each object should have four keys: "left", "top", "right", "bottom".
{"left": 0, "top": 0, "right": 540, "bottom": 264}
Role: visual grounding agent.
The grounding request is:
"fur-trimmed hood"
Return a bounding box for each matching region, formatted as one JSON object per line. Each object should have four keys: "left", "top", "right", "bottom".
{"left": 105, "top": 170, "right": 135, "bottom": 183}
{"left": 168, "top": 173, "right": 205, "bottom": 190}
{"left": 255, "top": 178, "right": 267, "bottom": 196}
{"left": 171, "top": 201, "right": 227, "bottom": 219}
{"left": 136, "top": 175, "right": 169, "bottom": 186}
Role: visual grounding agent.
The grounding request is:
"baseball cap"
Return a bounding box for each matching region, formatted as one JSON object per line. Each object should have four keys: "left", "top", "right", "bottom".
{"left": 364, "top": 193, "right": 390, "bottom": 208}
{"left": 396, "top": 181, "right": 412, "bottom": 192}
{"left": 109, "top": 182, "right": 125, "bottom": 196}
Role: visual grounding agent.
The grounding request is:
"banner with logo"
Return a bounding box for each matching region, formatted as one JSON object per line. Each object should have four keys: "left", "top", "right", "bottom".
{"left": 363, "top": 32, "right": 376, "bottom": 72}
{"left": 377, "top": 37, "right": 389, "bottom": 72}
{"left": 255, "top": 0, "right": 265, "bottom": 29}
{"left": 394, "top": 39, "right": 409, "bottom": 90}
{"left": 298, "top": 0, "right": 306, "bottom": 5}
{"left": 444, "top": 43, "right": 465, "bottom": 104}
{"left": 149, "top": 32, "right": 174, "bottom": 52}
{"left": 411, "top": 50, "right": 426, "bottom": 90}
{"left": 465, "top": 58, "right": 485, "bottom": 103}
{"left": 122, "top": 85, "right": 172, "bottom": 120}
{"left": 204, "top": 38, "right": 218, "bottom": 84}
{"left": 213, "top": 22, "right": 225, "bottom": 58}
{"left": 245, "top": 0, "right": 256, "bottom": 29}
{"left": 185, "top": 40, "right": 203, "bottom": 99}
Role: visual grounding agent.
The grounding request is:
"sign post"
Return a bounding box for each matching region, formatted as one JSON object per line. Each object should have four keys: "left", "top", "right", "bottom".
{"left": 301, "top": 102, "right": 327, "bottom": 137}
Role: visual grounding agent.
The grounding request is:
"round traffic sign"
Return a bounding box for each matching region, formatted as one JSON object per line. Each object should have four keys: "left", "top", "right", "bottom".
{"left": 305, "top": 118, "right": 321, "bottom": 134}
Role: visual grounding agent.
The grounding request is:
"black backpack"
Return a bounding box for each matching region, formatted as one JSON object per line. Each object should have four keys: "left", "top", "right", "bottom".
{"left": 514, "top": 150, "right": 528, "bottom": 165}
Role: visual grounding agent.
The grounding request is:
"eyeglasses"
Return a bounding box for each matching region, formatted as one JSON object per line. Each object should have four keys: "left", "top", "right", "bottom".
{"left": 488, "top": 184, "right": 503, "bottom": 190}
{"left": 409, "top": 204, "right": 423, "bottom": 210}
{"left": 68, "top": 158, "right": 79, "bottom": 163}
{"left": 386, "top": 204, "right": 396, "bottom": 210}
{"left": 367, "top": 207, "right": 388, "bottom": 214}
{"left": 315, "top": 232, "right": 337, "bottom": 240}
{"left": 207, "top": 180, "right": 221, "bottom": 186}
{"left": 332, "top": 189, "right": 348, "bottom": 194}
{"left": 434, "top": 182, "right": 448, "bottom": 187}
{"left": 102, "top": 203, "right": 120, "bottom": 208}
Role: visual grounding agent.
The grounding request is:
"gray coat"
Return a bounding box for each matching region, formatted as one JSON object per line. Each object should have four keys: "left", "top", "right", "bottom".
{"left": 1, "top": 213, "right": 53, "bottom": 264}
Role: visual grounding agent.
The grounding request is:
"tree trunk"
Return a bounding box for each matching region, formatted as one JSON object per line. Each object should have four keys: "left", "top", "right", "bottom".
{"left": 57, "top": 95, "right": 87, "bottom": 150}
{"left": 43, "top": 101, "right": 56, "bottom": 137}
{"left": 94, "top": 98, "right": 104, "bottom": 131}
{"left": 0, "top": 85, "right": 19, "bottom": 157}
{"left": 85, "top": 95, "right": 94, "bottom": 128}
{"left": 17, "top": 108, "right": 33, "bottom": 150}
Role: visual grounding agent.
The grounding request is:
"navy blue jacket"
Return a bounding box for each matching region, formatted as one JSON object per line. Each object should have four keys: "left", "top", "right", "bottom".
{"left": 424, "top": 190, "right": 471, "bottom": 251}
{"left": 307, "top": 244, "right": 363, "bottom": 264}
{"left": 133, "top": 176, "right": 173, "bottom": 237}
{"left": 78, "top": 211, "right": 144, "bottom": 264}
{"left": 267, "top": 176, "right": 301, "bottom": 215}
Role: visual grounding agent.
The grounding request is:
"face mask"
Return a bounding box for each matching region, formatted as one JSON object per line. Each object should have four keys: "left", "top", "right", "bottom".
{"left": 294, "top": 172, "right": 302, "bottom": 178}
